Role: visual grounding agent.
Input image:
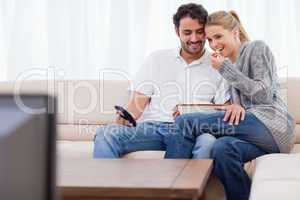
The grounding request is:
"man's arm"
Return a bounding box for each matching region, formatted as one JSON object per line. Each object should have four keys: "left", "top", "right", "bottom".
{"left": 115, "top": 91, "right": 150, "bottom": 125}
{"left": 116, "top": 51, "right": 156, "bottom": 125}
{"left": 127, "top": 91, "right": 150, "bottom": 119}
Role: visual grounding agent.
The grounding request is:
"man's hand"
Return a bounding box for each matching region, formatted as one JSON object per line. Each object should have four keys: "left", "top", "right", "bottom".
{"left": 216, "top": 104, "right": 246, "bottom": 125}
{"left": 114, "top": 91, "right": 150, "bottom": 127}
{"left": 115, "top": 111, "right": 132, "bottom": 126}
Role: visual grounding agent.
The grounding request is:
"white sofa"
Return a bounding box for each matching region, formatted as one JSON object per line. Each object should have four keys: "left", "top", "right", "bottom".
{"left": 1, "top": 78, "right": 299, "bottom": 200}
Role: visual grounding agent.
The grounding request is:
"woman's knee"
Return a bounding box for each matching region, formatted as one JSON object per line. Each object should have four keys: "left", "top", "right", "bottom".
{"left": 175, "top": 114, "right": 199, "bottom": 139}
{"left": 174, "top": 114, "right": 188, "bottom": 129}
{"left": 211, "top": 136, "right": 237, "bottom": 159}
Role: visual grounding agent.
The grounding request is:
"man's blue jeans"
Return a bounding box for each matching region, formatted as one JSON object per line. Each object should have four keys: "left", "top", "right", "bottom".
{"left": 175, "top": 111, "right": 280, "bottom": 200}
{"left": 93, "top": 121, "right": 216, "bottom": 159}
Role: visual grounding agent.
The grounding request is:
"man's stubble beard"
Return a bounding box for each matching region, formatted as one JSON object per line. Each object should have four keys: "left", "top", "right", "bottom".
{"left": 181, "top": 40, "right": 206, "bottom": 56}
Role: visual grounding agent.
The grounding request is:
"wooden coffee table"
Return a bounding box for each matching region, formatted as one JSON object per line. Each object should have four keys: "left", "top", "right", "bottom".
{"left": 57, "top": 158, "right": 213, "bottom": 200}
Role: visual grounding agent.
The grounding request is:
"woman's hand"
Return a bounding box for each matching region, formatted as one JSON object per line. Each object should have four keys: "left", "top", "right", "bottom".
{"left": 210, "top": 52, "right": 225, "bottom": 70}
{"left": 216, "top": 104, "right": 246, "bottom": 125}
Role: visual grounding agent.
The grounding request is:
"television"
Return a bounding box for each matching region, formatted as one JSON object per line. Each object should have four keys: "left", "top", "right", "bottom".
{"left": 0, "top": 94, "right": 56, "bottom": 200}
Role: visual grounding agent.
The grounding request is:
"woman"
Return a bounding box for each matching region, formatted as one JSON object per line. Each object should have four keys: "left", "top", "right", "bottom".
{"left": 174, "top": 10, "right": 295, "bottom": 200}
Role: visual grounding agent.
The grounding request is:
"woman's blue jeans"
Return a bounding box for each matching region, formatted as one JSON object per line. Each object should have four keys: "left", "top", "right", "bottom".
{"left": 175, "top": 111, "right": 279, "bottom": 200}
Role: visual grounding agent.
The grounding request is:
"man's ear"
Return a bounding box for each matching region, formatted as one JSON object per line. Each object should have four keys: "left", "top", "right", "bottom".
{"left": 175, "top": 27, "right": 180, "bottom": 37}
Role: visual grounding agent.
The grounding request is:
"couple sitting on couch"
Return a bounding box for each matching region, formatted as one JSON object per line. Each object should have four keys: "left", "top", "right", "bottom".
{"left": 93, "top": 3, "right": 295, "bottom": 200}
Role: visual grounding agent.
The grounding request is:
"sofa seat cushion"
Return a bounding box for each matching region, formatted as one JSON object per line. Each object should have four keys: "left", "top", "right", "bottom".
{"left": 250, "top": 153, "right": 300, "bottom": 200}
{"left": 57, "top": 124, "right": 99, "bottom": 141}
{"left": 57, "top": 140, "right": 165, "bottom": 159}
{"left": 57, "top": 141, "right": 94, "bottom": 160}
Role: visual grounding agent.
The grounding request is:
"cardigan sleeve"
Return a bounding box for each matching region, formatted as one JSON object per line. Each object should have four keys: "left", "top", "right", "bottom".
{"left": 218, "top": 41, "right": 275, "bottom": 104}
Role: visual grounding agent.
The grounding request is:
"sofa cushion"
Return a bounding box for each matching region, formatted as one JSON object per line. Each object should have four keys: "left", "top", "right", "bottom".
{"left": 286, "top": 78, "right": 300, "bottom": 123}
{"left": 249, "top": 153, "right": 300, "bottom": 200}
{"left": 57, "top": 124, "right": 99, "bottom": 141}
{"left": 57, "top": 141, "right": 93, "bottom": 160}
{"left": 0, "top": 80, "right": 130, "bottom": 124}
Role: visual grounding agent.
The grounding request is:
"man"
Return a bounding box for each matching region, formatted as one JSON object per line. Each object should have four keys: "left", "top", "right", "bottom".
{"left": 93, "top": 3, "right": 229, "bottom": 159}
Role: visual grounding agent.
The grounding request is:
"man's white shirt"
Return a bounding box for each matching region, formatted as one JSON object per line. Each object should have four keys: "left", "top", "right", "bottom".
{"left": 130, "top": 48, "right": 230, "bottom": 122}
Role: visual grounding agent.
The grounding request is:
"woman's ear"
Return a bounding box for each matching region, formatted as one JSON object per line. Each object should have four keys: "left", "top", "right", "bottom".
{"left": 233, "top": 27, "right": 240, "bottom": 40}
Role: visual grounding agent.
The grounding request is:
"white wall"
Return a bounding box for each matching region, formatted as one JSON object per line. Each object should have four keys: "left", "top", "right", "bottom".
{"left": 0, "top": 0, "right": 299, "bottom": 80}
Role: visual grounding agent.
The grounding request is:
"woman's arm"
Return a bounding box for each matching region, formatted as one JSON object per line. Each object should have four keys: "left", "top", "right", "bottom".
{"left": 218, "top": 41, "right": 275, "bottom": 104}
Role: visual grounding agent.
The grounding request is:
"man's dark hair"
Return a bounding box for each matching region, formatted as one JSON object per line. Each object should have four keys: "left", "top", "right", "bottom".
{"left": 173, "top": 3, "right": 208, "bottom": 29}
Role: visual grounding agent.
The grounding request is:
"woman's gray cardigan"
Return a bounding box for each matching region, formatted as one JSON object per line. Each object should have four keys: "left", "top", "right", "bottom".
{"left": 218, "top": 40, "right": 295, "bottom": 153}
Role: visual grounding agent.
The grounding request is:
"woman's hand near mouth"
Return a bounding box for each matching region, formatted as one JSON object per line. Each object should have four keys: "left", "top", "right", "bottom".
{"left": 210, "top": 50, "right": 225, "bottom": 70}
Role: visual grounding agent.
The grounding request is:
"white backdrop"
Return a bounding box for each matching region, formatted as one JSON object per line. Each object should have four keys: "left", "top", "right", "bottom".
{"left": 0, "top": 0, "right": 299, "bottom": 80}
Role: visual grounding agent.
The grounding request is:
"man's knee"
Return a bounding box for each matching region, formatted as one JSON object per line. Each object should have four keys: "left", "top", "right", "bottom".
{"left": 94, "top": 125, "right": 104, "bottom": 140}
{"left": 197, "top": 133, "right": 216, "bottom": 144}
{"left": 94, "top": 124, "right": 127, "bottom": 149}
{"left": 94, "top": 124, "right": 123, "bottom": 142}
{"left": 93, "top": 124, "right": 126, "bottom": 158}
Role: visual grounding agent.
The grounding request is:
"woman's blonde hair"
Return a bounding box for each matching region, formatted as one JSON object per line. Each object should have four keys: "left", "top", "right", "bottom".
{"left": 206, "top": 10, "right": 250, "bottom": 43}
